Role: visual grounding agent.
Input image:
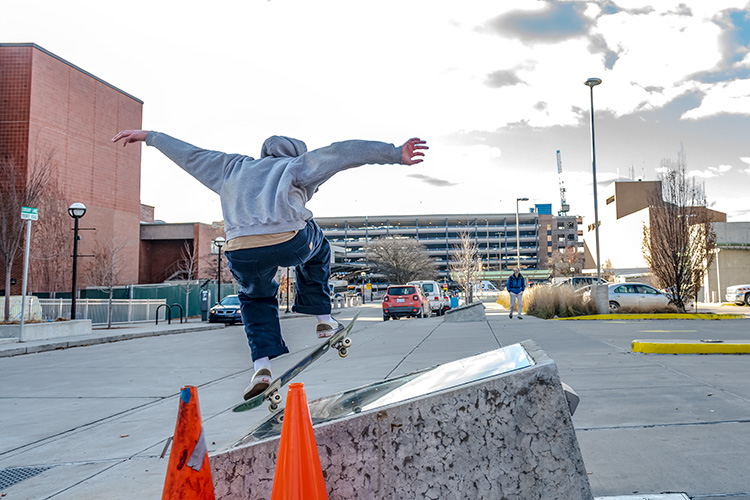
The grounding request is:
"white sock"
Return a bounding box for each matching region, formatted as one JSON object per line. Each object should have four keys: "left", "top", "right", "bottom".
{"left": 316, "top": 314, "right": 333, "bottom": 324}
{"left": 254, "top": 357, "right": 271, "bottom": 373}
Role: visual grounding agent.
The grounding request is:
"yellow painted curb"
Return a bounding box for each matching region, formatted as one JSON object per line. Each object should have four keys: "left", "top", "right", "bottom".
{"left": 553, "top": 313, "right": 744, "bottom": 321}
{"left": 632, "top": 340, "right": 750, "bottom": 354}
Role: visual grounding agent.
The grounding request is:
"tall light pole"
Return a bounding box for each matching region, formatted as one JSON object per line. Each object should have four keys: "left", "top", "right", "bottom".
{"left": 68, "top": 203, "right": 87, "bottom": 319}
{"left": 516, "top": 197, "right": 529, "bottom": 268}
{"left": 585, "top": 77, "right": 603, "bottom": 281}
{"left": 214, "top": 236, "right": 225, "bottom": 305}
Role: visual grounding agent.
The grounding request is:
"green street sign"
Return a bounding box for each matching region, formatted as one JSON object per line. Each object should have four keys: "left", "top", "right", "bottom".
{"left": 21, "top": 206, "right": 38, "bottom": 221}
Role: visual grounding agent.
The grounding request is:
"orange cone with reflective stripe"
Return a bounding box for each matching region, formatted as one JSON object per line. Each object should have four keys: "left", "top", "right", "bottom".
{"left": 270, "top": 383, "right": 328, "bottom": 500}
{"left": 162, "top": 386, "right": 215, "bottom": 500}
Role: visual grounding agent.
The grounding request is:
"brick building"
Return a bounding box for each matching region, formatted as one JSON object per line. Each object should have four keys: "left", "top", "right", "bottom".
{"left": 138, "top": 221, "right": 229, "bottom": 284}
{"left": 0, "top": 43, "right": 142, "bottom": 296}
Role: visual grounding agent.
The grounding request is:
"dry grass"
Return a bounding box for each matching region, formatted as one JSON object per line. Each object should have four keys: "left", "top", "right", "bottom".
{"left": 498, "top": 285, "right": 598, "bottom": 319}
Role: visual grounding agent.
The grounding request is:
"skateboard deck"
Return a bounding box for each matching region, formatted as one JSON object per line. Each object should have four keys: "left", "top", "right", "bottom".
{"left": 233, "top": 313, "right": 359, "bottom": 413}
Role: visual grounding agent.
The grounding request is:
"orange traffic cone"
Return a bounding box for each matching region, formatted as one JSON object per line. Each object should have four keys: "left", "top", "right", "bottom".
{"left": 270, "top": 383, "right": 328, "bottom": 500}
{"left": 162, "top": 386, "right": 216, "bottom": 500}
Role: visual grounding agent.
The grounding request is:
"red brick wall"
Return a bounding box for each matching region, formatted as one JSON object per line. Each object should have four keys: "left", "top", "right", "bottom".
{"left": 141, "top": 204, "right": 155, "bottom": 223}
{"left": 0, "top": 44, "right": 143, "bottom": 295}
{"left": 138, "top": 223, "right": 227, "bottom": 283}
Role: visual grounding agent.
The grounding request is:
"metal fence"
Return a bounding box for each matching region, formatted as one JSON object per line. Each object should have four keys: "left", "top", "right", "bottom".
{"left": 38, "top": 298, "right": 168, "bottom": 326}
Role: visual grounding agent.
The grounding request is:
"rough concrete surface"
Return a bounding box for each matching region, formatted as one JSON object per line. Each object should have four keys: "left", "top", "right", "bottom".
{"left": 211, "top": 341, "right": 592, "bottom": 500}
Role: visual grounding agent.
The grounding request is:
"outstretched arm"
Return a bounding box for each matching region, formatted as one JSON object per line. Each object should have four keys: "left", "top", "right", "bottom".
{"left": 111, "top": 130, "right": 243, "bottom": 193}
{"left": 401, "top": 138, "right": 428, "bottom": 165}
{"left": 111, "top": 130, "right": 149, "bottom": 146}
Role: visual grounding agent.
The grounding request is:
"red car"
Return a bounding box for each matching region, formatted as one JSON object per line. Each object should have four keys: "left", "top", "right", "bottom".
{"left": 382, "top": 285, "right": 430, "bottom": 321}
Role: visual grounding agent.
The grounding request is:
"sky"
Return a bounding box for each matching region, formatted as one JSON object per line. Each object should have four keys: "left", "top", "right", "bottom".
{"left": 4, "top": 0, "right": 750, "bottom": 225}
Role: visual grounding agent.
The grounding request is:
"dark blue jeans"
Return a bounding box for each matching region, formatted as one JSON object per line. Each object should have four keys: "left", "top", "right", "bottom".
{"left": 224, "top": 220, "right": 332, "bottom": 362}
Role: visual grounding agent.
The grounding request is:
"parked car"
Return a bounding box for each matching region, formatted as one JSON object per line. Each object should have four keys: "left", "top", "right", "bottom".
{"left": 554, "top": 276, "right": 608, "bottom": 290}
{"left": 726, "top": 284, "right": 750, "bottom": 306}
{"left": 208, "top": 295, "right": 242, "bottom": 324}
{"left": 382, "top": 285, "right": 430, "bottom": 321}
{"left": 407, "top": 280, "right": 449, "bottom": 315}
{"left": 606, "top": 283, "right": 669, "bottom": 312}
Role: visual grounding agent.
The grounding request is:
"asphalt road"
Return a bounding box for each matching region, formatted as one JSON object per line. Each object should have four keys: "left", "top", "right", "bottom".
{"left": 1, "top": 302, "right": 749, "bottom": 499}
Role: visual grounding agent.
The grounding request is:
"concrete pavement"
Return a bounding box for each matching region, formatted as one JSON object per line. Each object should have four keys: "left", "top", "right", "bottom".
{"left": 0, "top": 302, "right": 749, "bottom": 499}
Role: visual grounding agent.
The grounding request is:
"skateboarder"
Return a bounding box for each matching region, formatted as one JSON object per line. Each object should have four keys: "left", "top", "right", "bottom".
{"left": 112, "top": 129, "right": 428, "bottom": 399}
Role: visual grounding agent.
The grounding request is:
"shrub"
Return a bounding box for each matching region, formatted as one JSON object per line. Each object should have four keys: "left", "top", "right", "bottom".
{"left": 525, "top": 285, "right": 598, "bottom": 319}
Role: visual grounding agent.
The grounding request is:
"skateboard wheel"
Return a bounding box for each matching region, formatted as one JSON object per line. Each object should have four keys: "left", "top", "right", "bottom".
{"left": 269, "top": 403, "right": 279, "bottom": 412}
{"left": 342, "top": 337, "right": 352, "bottom": 348}
{"left": 271, "top": 392, "right": 283, "bottom": 404}
{"left": 338, "top": 347, "right": 348, "bottom": 358}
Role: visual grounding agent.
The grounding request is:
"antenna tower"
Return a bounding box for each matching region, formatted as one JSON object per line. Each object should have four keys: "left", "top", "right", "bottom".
{"left": 556, "top": 150, "right": 569, "bottom": 215}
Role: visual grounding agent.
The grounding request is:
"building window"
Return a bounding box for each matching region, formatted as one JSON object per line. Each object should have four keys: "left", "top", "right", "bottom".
{"left": 567, "top": 234, "right": 575, "bottom": 241}
{"left": 567, "top": 221, "right": 574, "bottom": 229}
{"left": 557, "top": 222, "right": 565, "bottom": 230}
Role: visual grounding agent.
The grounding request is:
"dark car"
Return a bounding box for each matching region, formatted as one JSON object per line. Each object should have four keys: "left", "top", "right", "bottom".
{"left": 208, "top": 295, "right": 242, "bottom": 324}
{"left": 382, "top": 285, "right": 430, "bottom": 321}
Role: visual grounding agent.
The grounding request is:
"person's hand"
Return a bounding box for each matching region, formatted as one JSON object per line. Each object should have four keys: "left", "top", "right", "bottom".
{"left": 400, "top": 138, "right": 428, "bottom": 165}
{"left": 111, "top": 130, "right": 148, "bottom": 147}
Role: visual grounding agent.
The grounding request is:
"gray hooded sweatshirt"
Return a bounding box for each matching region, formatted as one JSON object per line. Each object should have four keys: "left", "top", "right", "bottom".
{"left": 145, "top": 132, "right": 402, "bottom": 240}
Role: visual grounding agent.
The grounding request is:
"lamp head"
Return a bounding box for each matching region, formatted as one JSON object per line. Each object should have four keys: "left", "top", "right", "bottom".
{"left": 517, "top": 197, "right": 529, "bottom": 202}
{"left": 68, "top": 202, "right": 87, "bottom": 219}
{"left": 584, "top": 78, "right": 602, "bottom": 87}
{"left": 214, "top": 236, "right": 226, "bottom": 249}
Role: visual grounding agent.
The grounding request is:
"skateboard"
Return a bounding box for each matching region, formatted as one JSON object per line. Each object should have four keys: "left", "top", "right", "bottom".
{"left": 233, "top": 313, "right": 359, "bottom": 413}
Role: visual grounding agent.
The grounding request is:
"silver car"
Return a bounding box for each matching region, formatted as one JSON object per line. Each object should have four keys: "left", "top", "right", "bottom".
{"left": 608, "top": 282, "right": 669, "bottom": 312}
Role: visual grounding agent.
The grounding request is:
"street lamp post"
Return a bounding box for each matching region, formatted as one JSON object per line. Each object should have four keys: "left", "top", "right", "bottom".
{"left": 585, "top": 77, "right": 603, "bottom": 281}
{"left": 68, "top": 203, "right": 87, "bottom": 320}
{"left": 215, "top": 236, "right": 225, "bottom": 305}
{"left": 515, "top": 197, "right": 529, "bottom": 268}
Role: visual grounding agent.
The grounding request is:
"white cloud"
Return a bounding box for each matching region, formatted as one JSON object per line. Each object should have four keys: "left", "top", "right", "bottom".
{"left": 688, "top": 164, "right": 732, "bottom": 178}
{"left": 682, "top": 80, "right": 750, "bottom": 119}
{"left": 741, "top": 157, "right": 750, "bottom": 174}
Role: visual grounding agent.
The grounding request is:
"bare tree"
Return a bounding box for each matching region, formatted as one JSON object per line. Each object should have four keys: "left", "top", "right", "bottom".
{"left": 85, "top": 238, "right": 127, "bottom": 328}
{"left": 642, "top": 151, "right": 716, "bottom": 312}
{"left": 546, "top": 246, "right": 583, "bottom": 277}
{"left": 30, "top": 181, "right": 71, "bottom": 295}
{"left": 366, "top": 237, "right": 437, "bottom": 284}
{"left": 0, "top": 152, "right": 53, "bottom": 321}
{"left": 449, "top": 231, "right": 482, "bottom": 304}
{"left": 171, "top": 240, "right": 198, "bottom": 319}
{"left": 602, "top": 258, "right": 615, "bottom": 282}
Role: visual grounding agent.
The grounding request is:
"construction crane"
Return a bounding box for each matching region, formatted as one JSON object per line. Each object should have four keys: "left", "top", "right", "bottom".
{"left": 556, "top": 150, "right": 570, "bottom": 215}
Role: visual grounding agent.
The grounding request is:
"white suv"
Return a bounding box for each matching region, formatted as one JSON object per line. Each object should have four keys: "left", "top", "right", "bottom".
{"left": 407, "top": 280, "right": 448, "bottom": 316}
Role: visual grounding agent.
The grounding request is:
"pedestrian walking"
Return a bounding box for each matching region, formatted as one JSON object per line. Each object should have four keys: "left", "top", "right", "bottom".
{"left": 112, "top": 130, "right": 427, "bottom": 399}
{"left": 506, "top": 267, "right": 526, "bottom": 319}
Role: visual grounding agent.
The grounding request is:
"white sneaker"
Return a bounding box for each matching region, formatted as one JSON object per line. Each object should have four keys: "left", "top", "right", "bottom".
{"left": 243, "top": 368, "right": 272, "bottom": 400}
{"left": 316, "top": 319, "right": 344, "bottom": 338}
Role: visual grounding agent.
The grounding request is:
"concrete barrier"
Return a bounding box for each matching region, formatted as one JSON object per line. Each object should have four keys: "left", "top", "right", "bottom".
{"left": 442, "top": 300, "right": 486, "bottom": 322}
{"left": 211, "top": 340, "right": 592, "bottom": 499}
{"left": 0, "top": 319, "right": 92, "bottom": 341}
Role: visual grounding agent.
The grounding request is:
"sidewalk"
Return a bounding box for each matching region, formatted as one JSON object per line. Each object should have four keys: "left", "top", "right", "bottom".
{"left": 0, "top": 308, "right": 335, "bottom": 358}
{"left": 0, "top": 321, "right": 226, "bottom": 358}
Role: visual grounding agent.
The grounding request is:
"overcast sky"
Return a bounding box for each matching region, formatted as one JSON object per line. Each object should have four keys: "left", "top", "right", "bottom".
{"left": 4, "top": 0, "right": 750, "bottom": 224}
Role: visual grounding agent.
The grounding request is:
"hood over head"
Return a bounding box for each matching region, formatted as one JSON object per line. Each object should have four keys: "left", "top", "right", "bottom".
{"left": 260, "top": 136, "right": 307, "bottom": 158}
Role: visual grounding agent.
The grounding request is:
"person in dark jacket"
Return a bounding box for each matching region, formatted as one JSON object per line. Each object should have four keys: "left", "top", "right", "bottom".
{"left": 506, "top": 267, "right": 526, "bottom": 319}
